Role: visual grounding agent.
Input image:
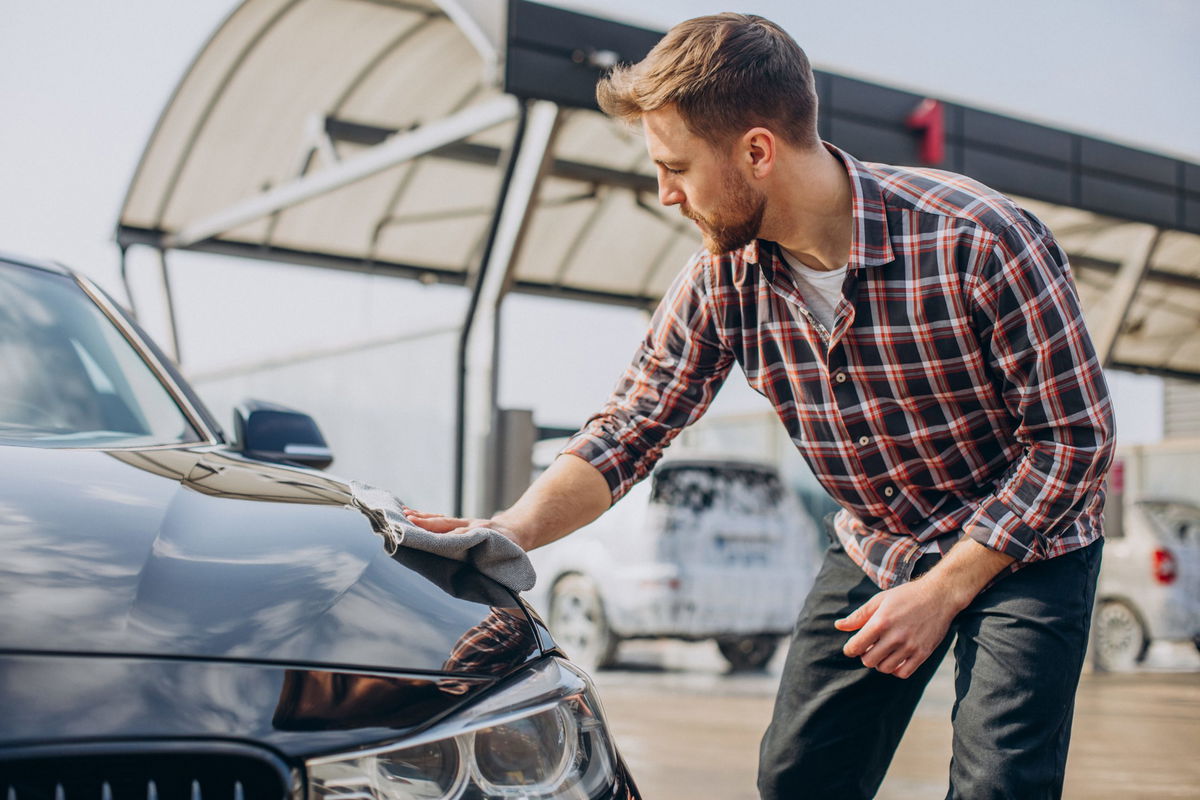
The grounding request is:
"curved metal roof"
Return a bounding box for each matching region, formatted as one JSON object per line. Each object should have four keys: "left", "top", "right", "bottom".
{"left": 1022, "top": 202, "right": 1200, "bottom": 381}
{"left": 117, "top": 0, "right": 692, "bottom": 307}
{"left": 116, "top": 0, "right": 1200, "bottom": 380}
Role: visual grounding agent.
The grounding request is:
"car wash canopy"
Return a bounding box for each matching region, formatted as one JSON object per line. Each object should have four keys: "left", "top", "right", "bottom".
{"left": 117, "top": 0, "right": 1200, "bottom": 512}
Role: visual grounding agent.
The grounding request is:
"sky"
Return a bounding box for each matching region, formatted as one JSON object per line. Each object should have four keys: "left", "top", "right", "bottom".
{"left": 1, "top": 0, "right": 1194, "bottom": 441}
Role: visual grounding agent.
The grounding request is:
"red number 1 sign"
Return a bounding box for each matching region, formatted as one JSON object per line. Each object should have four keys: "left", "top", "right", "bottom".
{"left": 906, "top": 98, "right": 945, "bottom": 165}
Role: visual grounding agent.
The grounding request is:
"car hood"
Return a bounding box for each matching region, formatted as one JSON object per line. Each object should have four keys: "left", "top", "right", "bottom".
{"left": 0, "top": 445, "right": 541, "bottom": 676}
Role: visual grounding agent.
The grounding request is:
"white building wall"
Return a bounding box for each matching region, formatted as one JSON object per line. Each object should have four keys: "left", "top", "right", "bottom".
{"left": 1164, "top": 380, "right": 1200, "bottom": 440}
{"left": 1118, "top": 439, "right": 1200, "bottom": 506}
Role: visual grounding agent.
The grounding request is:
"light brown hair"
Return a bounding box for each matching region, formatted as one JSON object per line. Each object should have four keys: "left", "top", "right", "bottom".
{"left": 596, "top": 13, "right": 819, "bottom": 149}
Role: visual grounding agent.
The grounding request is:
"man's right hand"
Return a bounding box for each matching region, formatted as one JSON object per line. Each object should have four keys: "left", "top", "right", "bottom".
{"left": 402, "top": 508, "right": 527, "bottom": 550}
{"left": 401, "top": 453, "right": 611, "bottom": 553}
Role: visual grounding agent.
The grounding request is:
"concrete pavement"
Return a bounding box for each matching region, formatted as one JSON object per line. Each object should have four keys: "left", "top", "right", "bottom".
{"left": 593, "top": 640, "right": 1200, "bottom": 799}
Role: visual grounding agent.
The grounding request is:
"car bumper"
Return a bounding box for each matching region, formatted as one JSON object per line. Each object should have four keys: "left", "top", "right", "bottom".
{"left": 0, "top": 652, "right": 641, "bottom": 799}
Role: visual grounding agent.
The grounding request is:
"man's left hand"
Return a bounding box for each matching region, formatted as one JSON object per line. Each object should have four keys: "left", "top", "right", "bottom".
{"left": 834, "top": 578, "right": 959, "bottom": 679}
{"left": 834, "top": 536, "right": 1016, "bottom": 679}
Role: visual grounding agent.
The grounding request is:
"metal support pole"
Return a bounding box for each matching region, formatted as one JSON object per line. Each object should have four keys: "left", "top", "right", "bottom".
{"left": 454, "top": 105, "right": 528, "bottom": 517}
{"left": 158, "top": 248, "right": 184, "bottom": 366}
{"left": 1088, "top": 224, "right": 1160, "bottom": 366}
{"left": 118, "top": 245, "right": 140, "bottom": 322}
{"left": 457, "top": 100, "right": 561, "bottom": 518}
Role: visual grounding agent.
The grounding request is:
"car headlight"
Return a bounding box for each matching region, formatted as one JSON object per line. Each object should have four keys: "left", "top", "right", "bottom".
{"left": 307, "top": 657, "right": 619, "bottom": 800}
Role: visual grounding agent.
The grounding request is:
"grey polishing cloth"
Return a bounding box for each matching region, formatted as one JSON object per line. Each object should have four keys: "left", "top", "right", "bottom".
{"left": 347, "top": 480, "right": 536, "bottom": 593}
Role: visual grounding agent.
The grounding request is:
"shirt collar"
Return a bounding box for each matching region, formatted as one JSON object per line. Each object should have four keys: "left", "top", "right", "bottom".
{"left": 824, "top": 142, "right": 894, "bottom": 268}
{"left": 738, "top": 142, "right": 894, "bottom": 270}
{"left": 740, "top": 239, "right": 762, "bottom": 264}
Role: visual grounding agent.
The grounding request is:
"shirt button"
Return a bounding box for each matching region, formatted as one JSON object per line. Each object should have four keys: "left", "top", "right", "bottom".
{"left": 883, "top": 486, "right": 895, "bottom": 498}
{"left": 834, "top": 371, "right": 847, "bottom": 383}
{"left": 858, "top": 435, "right": 870, "bottom": 446}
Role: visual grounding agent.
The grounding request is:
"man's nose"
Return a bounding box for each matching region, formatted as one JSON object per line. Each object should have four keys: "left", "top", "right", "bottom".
{"left": 658, "top": 179, "right": 684, "bottom": 207}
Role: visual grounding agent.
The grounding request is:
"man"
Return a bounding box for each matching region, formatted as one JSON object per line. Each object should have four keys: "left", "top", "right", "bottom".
{"left": 405, "top": 12, "right": 1114, "bottom": 799}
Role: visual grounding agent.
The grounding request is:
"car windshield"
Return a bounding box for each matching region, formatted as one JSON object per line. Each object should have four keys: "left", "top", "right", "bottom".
{"left": 0, "top": 262, "right": 201, "bottom": 448}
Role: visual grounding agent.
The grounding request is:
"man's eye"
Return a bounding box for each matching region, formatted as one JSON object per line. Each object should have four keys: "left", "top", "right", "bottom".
{"left": 665, "top": 167, "right": 684, "bottom": 175}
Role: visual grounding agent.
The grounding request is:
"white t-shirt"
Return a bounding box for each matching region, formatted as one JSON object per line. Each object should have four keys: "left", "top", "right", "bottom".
{"left": 778, "top": 248, "right": 848, "bottom": 334}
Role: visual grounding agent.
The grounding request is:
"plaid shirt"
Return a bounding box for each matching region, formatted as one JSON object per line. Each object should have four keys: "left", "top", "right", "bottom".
{"left": 562, "top": 144, "right": 1115, "bottom": 589}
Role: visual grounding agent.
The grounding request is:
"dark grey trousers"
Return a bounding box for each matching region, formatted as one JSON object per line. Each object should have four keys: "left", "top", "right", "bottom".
{"left": 758, "top": 532, "right": 1102, "bottom": 800}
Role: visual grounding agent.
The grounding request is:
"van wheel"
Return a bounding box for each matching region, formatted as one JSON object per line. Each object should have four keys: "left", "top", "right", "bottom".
{"left": 717, "top": 635, "right": 779, "bottom": 672}
{"left": 1092, "top": 599, "right": 1149, "bottom": 672}
{"left": 549, "top": 574, "right": 618, "bottom": 672}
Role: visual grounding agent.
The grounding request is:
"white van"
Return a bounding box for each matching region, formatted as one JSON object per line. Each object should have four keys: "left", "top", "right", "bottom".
{"left": 525, "top": 454, "right": 820, "bottom": 671}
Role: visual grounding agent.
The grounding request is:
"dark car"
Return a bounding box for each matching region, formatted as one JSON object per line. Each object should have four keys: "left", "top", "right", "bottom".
{"left": 0, "top": 253, "right": 638, "bottom": 799}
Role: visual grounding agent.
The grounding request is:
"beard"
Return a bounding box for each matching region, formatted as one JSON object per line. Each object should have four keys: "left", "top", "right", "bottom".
{"left": 682, "top": 166, "right": 767, "bottom": 255}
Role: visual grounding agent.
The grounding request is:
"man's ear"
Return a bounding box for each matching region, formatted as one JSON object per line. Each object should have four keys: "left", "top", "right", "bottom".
{"left": 743, "top": 127, "right": 776, "bottom": 178}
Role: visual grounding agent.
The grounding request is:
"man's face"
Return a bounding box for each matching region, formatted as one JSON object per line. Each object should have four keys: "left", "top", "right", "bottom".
{"left": 642, "top": 106, "right": 766, "bottom": 255}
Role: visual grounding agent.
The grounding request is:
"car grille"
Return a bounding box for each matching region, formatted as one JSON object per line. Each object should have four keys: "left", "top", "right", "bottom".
{"left": 0, "top": 753, "right": 286, "bottom": 800}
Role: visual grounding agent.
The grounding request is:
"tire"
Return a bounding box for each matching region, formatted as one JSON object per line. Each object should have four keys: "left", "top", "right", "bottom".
{"left": 1092, "top": 599, "right": 1150, "bottom": 672}
{"left": 549, "top": 574, "right": 619, "bottom": 672}
{"left": 717, "top": 635, "right": 779, "bottom": 672}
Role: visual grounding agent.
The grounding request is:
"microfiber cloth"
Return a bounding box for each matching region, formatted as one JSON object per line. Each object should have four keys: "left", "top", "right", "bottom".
{"left": 347, "top": 480, "right": 536, "bottom": 593}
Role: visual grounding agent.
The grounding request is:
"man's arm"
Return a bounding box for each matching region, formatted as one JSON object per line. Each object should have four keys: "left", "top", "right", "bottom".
{"left": 404, "top": 453, "right": 610, "bottom": 551}
{"left": 957, "top": 217, "right": 1115, "bottom": 563}
{"left": 408, "top": 252, "right": 732, "bottom": 549}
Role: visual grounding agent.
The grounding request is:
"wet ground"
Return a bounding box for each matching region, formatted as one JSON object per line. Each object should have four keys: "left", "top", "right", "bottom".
{"left": 592, "top": 640, "right": 1200, "bottom": 799}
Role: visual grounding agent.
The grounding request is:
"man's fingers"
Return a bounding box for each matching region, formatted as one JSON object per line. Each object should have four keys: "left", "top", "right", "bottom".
{"left": 407, "top": 515, "right": 470, "bottom": 533}
{"left": 401, "top": 507, "right": 496, "bottom": 538}
{"left": 834, "top": 595, "right": 879, "bottom": 632}
{"left": 402, "top": 507, "right": 462, "bottom": 520}
{"left": 854, "top": 629, "right": 898, "bottom": 665}
{"left": 842, "top": 621, "right": 882, "bottom": 658}
{"left": 852, "top": 639, "right": 878, "bottom": 665}
{"left": 894, "top": 655, "right": 925, "bottom": 680}
{"left": 402, "top": 507, "right": 437, "bottom": 518}
{"left": 874, "top": 649, "right": 909, "bottom": 676}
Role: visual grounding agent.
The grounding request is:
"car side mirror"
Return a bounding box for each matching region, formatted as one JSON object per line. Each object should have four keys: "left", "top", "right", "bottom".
{"left": 233, "top": 399, "right": 334, "bottom": 470}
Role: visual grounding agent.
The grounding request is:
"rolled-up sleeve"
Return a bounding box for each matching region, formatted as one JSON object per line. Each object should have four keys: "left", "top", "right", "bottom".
{"left": 560, "top": 253, "right": 734, "bottom": 504}
{"left": 963, "top": 218, "right": 1116, "bottom": 562}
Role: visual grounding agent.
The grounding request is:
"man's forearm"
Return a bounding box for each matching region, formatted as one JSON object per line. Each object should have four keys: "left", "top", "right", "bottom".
{"left": 920, "top": 534, "right": 1016, "bottom": 611}
{"left": 493, "top": 453, "right": 612, "bottom": 550}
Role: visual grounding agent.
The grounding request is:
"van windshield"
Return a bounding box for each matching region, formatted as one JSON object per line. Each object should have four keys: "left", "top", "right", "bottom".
{"left": 649, "top": 464, "right": 790, "bottom": 567}
{"left": 652, "top": 464, "right": 785, "bottom": 512}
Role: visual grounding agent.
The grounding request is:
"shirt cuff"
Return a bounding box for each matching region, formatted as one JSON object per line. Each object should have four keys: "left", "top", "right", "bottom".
{"left": 964, "top": 495, "right": 1046, "bottom": 564}
{"left": 559, "top": 432, "right": 632, "bottom": 505}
